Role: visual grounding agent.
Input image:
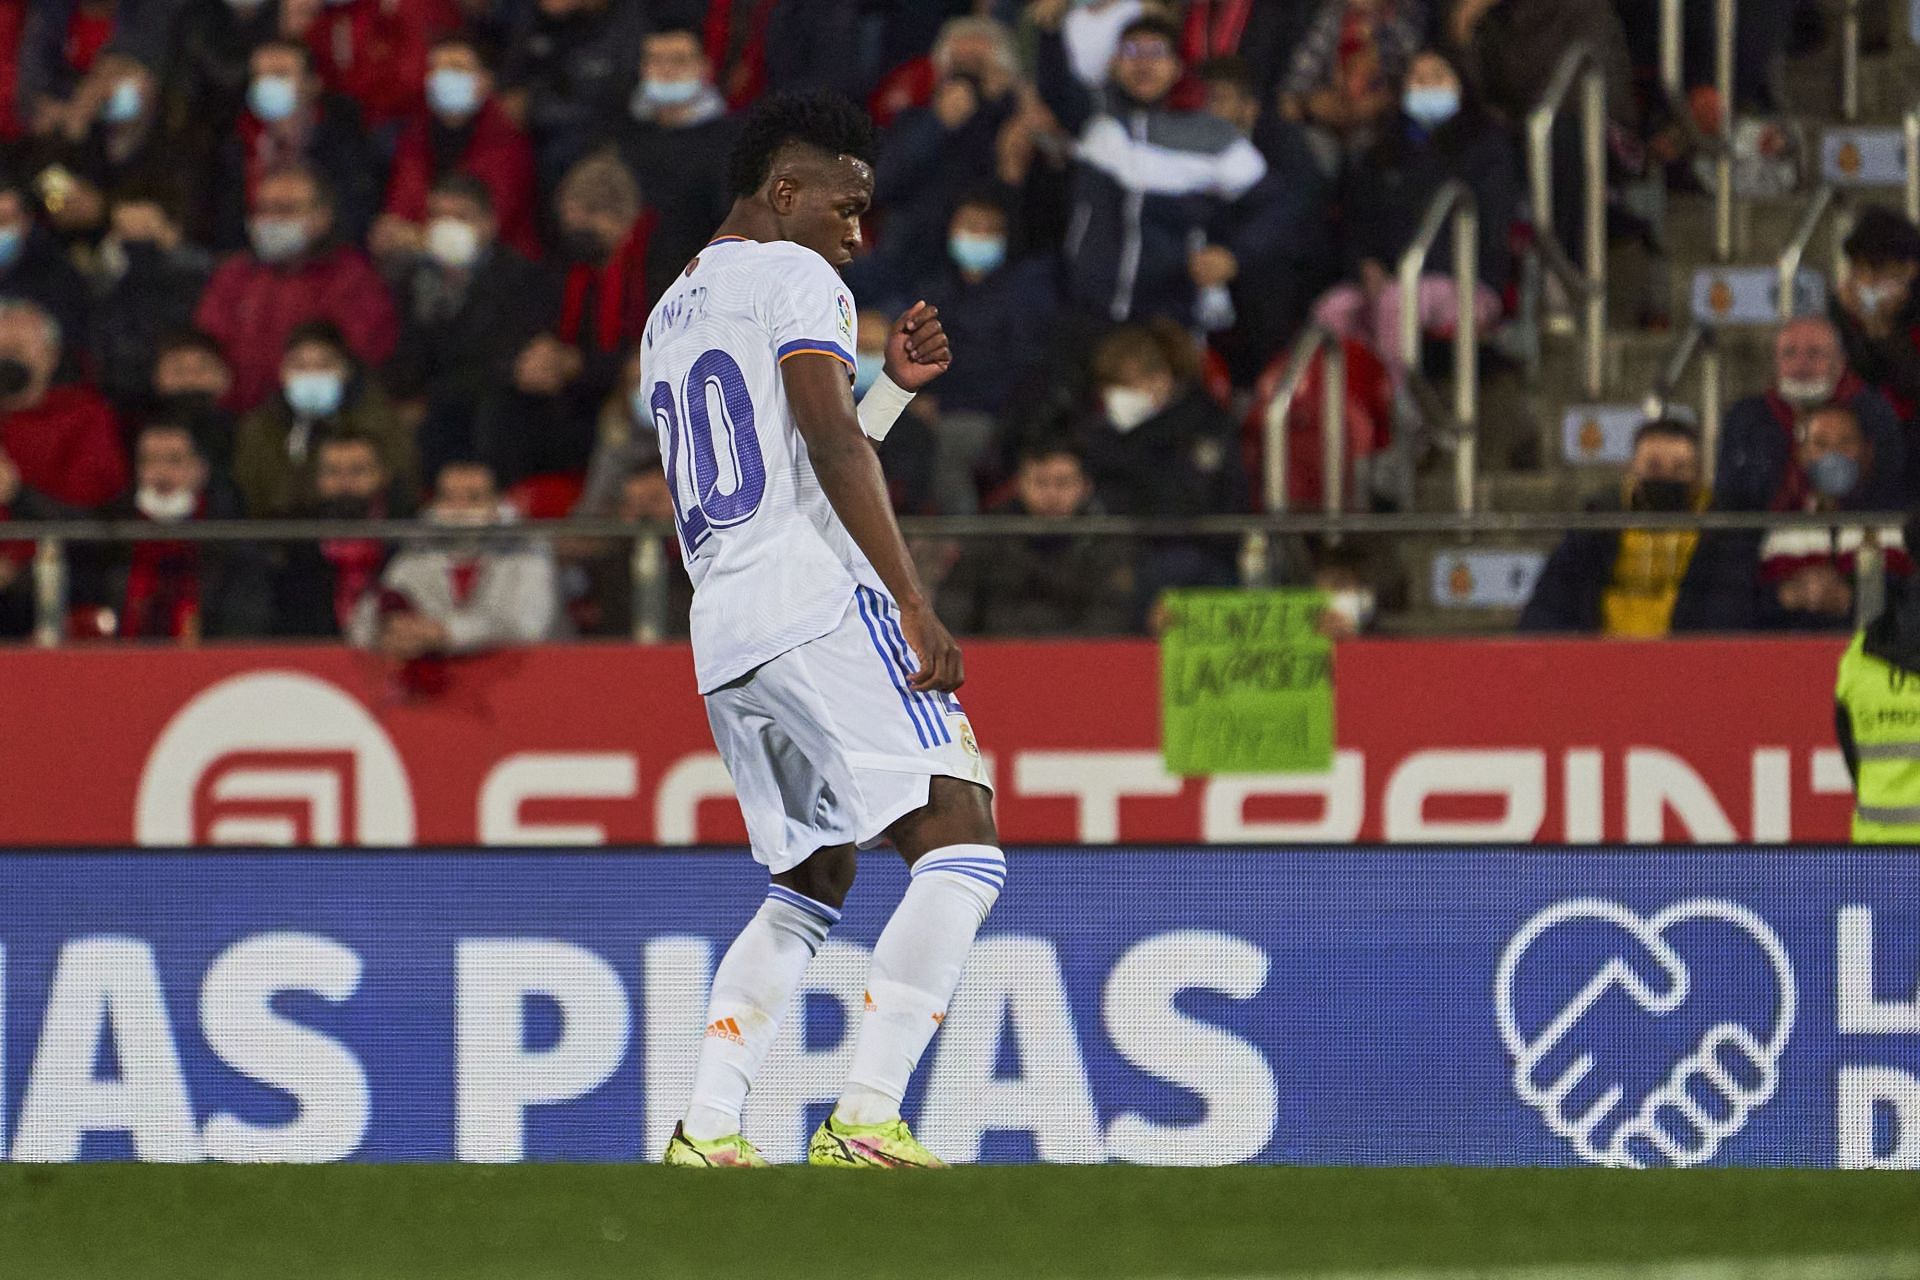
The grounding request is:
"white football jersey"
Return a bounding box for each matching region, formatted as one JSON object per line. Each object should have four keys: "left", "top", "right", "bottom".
{"left": 640, "top": 235, "right": 881, "bottom": 694}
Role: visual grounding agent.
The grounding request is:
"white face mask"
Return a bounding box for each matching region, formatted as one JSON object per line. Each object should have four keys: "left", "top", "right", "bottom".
{"left": 426, "top": 217, "right": 482, "bottom": 269}
{"left": 136, "top": 485, "right": 198, "bottom": 522}
{"left": 1324, "top": 588, "right": 1377, "bottom": 632}
{"left": 1777, "top": 373, "right": 1837, "bottom": 407}
{"left": 1103, "top": 386, "right": 1159, "bottom": 433}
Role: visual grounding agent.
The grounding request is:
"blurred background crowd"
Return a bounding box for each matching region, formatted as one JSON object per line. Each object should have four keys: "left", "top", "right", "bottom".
{"left": 0, "top": 0, "right": 1906, "bottom": 657}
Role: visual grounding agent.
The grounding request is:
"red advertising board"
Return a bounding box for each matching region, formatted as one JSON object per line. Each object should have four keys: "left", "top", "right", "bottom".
{"left": 0, "top": 637, "right": 1854, "bottom": 846}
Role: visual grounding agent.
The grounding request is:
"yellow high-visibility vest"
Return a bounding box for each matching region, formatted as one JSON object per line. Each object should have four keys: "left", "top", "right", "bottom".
{"left": 1835, "top": 631, "right": 1920, "bottom": 843}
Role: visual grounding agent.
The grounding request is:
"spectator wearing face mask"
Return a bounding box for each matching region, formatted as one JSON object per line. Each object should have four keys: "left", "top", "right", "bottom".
{"left": 94, "top": 417, "right": 270, "bottom": 642}
{"left": 478, "top": 152, "right": 648, "bottom": 486}
{"left": 1759, "top": 404, "right": 1914, "bottom": 630}
{"left": 148, "top": 327, "right": 237, "bottom": 462}
{"left": 1079, "top": 322, "right": 1246, "bottom": 616}
{"left": 1717, "top": 314, "right": 1908, "bottom": 513}
{"left": 20, "top": 53, "right": 178, "bottom": 246}
{"left": 272, "top": 429, "right": 409, "bottom": 639}
{"left": 610, "top": 25, "right": 740, "bottom": 311}
{"left": 375, "top": 33, "right": 540, "bottom": 264}
{"left": 16, "top": 0, "right": 177, "bottom": 142}
{"left": 1831, "top": 209, "right": 1920, "bottom": 467}
{"left": 233, "top": 320, "right": 413, "bottom": 517}
{"left": 164, "top": 0, "right": 284, "bottom": 165}
{"left": 1309, "top": 544, "right": 1385, "bottom": 639}
{"left": 389, "top": 174, "right": 557, "bottom": 484}
{"left": 289, "top": 0, "right": 462, "bottom": 137}
{"left": 1278, "top": 0, "right": 1425, "bottom": 173}
{"left": 1520, "top": 419, "right": 1758, "bottom": 635}
{"left": 903, "top": 190, "right": 1057, "bottom": 513}
{"left": 938, "top": 438, "right": 1134, "bottom": 636}
{"left": 1312, "top": 48, "right": 1514, "bottom": 390}
{"left": 0, "top": 181, "right": 91, "bottom": 365}
{"left": 194, "top": 164, "right": 398, "bottom": 411}
{"left": 90, "top": 187, "right": 214, "bottom": 418}
{"left": 349, "top": 457, "right": 561, "bottom": 659}
{"left": 0, "top": 298, "right": 125, "bottom": 510}
{"left": 208, "top": 39, "right": 384, "bottom": 251}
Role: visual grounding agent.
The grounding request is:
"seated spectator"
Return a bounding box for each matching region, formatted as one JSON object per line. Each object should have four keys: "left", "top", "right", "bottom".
{"left": 1717, "top": 314, "right": 1908, "bottom": 512}
{"left": 163, "top": 0, "right": 283, "bottom": 164}
{"left": 0, "top": 298, "right": 125, "bottom": 509}
{"left": 375, "top": 32, "right": 541, "bottom": 264}
{"left": 90, "top": 186, "right": 214, "bottom": 416}
{"left": 566, "top": 458, "right": 691, "bottom": 639}
{"left": 907, "top": 190, "right": 1058, "bottom": 512}
{"left": 939, "top": 439, "right": 1134, "bottom": 636}
{"left": 613, "top": 24, "right": 740, "bottom": 309}
{"left": 1760, "top": 404, "right": 1914, "bottom": 629}
{"left": 1278, "top": 0, "right": 1425, "bottom": 172}
{"left": 1309, "top": 543, "right": 1384, "bottom": 638}
{"left": 0, "top": 438, "right": 75, "bottom": 638}
{"left": 20, "top": 53, "right": 177, "bottom": 245}
{"left": 500, "top": 0, "right": 650, "bottom": 192}
{"left": 388, "top": 174, "right": 556, "bottom": 483}
{"left": 1079, "top": 322, "right": 1245, "bottom": 613}
{"left": 577, "top": 347, "right": 658, "bottom": 518}
{"left": 1831, "top": 208, "right": 1920, "bottom": 485}
{"left": 234, "top": 320, "right": 414, "bottom": 518}
{"left": 870, "top": 18, "right": 1027, "bottom": 290}
{"left": 194, "top": 164, "right": 399, "bottom": 411}
{"left": 94, "top": 416, "right": 269, "bottom": 642}
{"left": 290, "top": 0, "right": 461, "bottom": 136}
{"left": 272, "top": 430, "right": 407, "bottom": 638}
{"left": 0, "top": 180, "right": 91, "bottom": 365}
{"left": 208, "top": 38, "right": 384, "bottom": 250}
{"left": 149, "top": 326, "right": 237, "bottom": 463}
{"left": 1520, "top": 418, "right": 1758, "bottom": 635}
{"left": 15, "top": 0, "right": 174, "bottom": 140}
{"left": 1312, "top": 48, "right": 1514, "bottom": 389}
{"left": 1055, "top": 13, "right": 1272, "bottom": 330}
{"left": 476, "top": 152, "right": 645, "bottom": 485}
{"left": 349, "top": 457, "right": 560, "bottom": 657}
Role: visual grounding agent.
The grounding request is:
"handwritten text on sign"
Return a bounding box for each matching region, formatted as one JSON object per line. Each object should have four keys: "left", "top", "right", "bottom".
{"left": 1160, "top": 590, "right": 1334, "bottom": 775}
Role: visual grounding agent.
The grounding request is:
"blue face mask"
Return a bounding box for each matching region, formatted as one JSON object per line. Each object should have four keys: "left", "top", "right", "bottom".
{"left": 643, "top": 77, "right": 703, "bottom": 107}
{"left": 427, "top": 68, "right": 482, "bottom": 118}
{"left": 101, "top": 79, "right": 143, "bottom": 125}
{"left": 949, "top": 232, "right": 1007, "bottom": 276}
{"left": 1404, "top": 85, "right": 1461, "bottom": 129}
{"left": 1808, "top": 451, "right": 1861, "bottom": 498}
{"left": 0, "top": 227, "right": 23, "bottom": 270}
{"left": 285, "top": 369, "right": 345, "bottom": 418}
{"left": 249, "top": 74, "right": 298, "bottom": 123}
{"left": 854, "top": 353, "right": 884, "bottom": 397}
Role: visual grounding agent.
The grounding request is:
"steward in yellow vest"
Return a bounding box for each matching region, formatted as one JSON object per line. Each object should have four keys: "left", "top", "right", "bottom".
{"left": 1835, "top": 571, "right": 1920, "bottom": 842}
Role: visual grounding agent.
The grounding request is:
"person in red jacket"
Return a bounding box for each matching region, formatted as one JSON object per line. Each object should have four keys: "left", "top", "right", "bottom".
{"left": 0, "top": 297, "right": 126, "bottom": 509}
{"left": 194, "top": 163, "right": 399, "bottom": 412}
{"left": 286, "top": 0, "right": 462, "bottom": 134}
{"left": 374, "top": 31, "right": 540, "bottom": 263}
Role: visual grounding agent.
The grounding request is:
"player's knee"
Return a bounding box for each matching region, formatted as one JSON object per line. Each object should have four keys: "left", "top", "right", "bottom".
{"left": 777, "top": 844, "right": 857, "bottom": 910}
{"left": 911, "top": 843, "right": 1005, "bottom": 920}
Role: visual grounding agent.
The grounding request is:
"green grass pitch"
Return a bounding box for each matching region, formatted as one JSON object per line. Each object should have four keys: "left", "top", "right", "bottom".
{"left": 2, "top": 1166, "right": 1916, "bottom": 1279}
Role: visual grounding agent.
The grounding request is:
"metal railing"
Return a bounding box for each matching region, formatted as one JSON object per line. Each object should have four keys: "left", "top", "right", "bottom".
{"left": 1261, "top": 325, "right": 1347, "bottom": 517}
{"left": 11, "top": 507, "right": 1907, "bottom": 641}
{"left": 1905, "top": 106, "right": 1920, "bottom": 221}
{"left": 1777, "top": 182, "right": 1853, "bottom": 321}
{"left": 1646, "top": 321, "right": 1725, "bottom": 487}
{"left": 1841, "top": 0, "right": 1863, "bottom": 122}
{"left": 1397, "top": 181, "right": 1481, "bottom": 516}
{"left": 1527, "top": 46, "right": 1609, "bottom": 399}
{"left": 1661, "top": 0, "right": 1739, "bottom": 261}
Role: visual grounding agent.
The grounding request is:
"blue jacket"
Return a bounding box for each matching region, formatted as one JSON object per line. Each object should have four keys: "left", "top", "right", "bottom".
{"left": 1715, "top": 384, "right": 1909, "bottom": 512}
{"left": 906, "top": 257, "right": 1059, "bottom": 419}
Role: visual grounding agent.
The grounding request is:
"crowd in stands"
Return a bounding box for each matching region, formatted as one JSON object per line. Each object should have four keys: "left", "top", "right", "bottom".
{"left": 0, "top": 0, "right": 1902, "bottom": 654}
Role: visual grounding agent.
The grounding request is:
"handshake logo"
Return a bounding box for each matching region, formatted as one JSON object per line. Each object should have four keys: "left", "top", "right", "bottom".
{"left": 1496, "top": 899, "right": 1796, "bottom": 1168}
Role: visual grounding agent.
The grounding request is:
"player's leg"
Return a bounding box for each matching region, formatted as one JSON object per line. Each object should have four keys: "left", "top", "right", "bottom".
{"left": 672, "top": 843, "right": 856, "bottom": 1162}
{"left": 812, "top": 776, "right": 1002, "bottom": 1167}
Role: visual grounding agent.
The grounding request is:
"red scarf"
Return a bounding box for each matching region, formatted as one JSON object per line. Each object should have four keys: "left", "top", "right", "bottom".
{"left": 449, "top": 558, "right": 479, "bottom": 605}
{"left": 557, "top": 212, "right": 657, "bottom": 355}
{"left": 1182, "top": 0, "right": 1254, "bottom": 61}
{"left": 321, "top": 533, "right": 386, "bottom": 632}
{"left": 121, "top": 512, "right": 206, "bottom": 640}
{"left": 236, "top": 107, "right": 316, "bottom": 212}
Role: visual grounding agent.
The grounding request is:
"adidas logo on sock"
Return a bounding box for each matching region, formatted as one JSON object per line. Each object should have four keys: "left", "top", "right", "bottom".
{"left": 705, "top": 1017, "right": 745, "bottom": 1045}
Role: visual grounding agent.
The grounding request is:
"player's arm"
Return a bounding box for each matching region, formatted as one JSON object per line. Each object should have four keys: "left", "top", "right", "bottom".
{"left": 783, "top": 352, "right": 962, "bottom": 692}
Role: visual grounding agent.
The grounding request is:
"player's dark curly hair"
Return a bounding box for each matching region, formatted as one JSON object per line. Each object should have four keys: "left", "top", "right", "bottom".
{"left": 728, "top": 90, "right": 877, "bottom": 199}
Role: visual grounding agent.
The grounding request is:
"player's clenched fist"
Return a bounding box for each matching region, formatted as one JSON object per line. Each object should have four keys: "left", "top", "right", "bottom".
{"left": 899, "top": 597, "right": 965, "bottom": 693}
{"left": 885, "top": 300, "right": 950, "bottom": 391}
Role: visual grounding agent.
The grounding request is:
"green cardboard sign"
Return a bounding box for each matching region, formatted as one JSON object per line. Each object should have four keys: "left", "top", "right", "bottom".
{"left": 1160, "top": 589, "right": 1334, "bottom": 775}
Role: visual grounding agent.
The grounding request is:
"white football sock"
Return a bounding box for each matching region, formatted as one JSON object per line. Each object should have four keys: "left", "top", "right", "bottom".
{"left": 836, "top": 844, "right": 1005, "bottom": 1126}
{"left": 682, "top": 885, "right": 838, "bottom": 1142}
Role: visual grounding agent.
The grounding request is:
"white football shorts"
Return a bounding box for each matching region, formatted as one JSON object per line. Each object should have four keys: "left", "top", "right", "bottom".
{"left": 704, "top": 584, "right": 993, "bottom": 873}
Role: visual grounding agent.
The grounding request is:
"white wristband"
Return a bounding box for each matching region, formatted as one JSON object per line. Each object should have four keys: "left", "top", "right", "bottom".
{"left": 857, "top": 370, "right": 916, "bottom": 442}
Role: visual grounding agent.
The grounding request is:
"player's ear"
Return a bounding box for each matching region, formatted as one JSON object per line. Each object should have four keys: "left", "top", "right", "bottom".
{"left": 767, "top": 174, "right": 799, "bottom": 217}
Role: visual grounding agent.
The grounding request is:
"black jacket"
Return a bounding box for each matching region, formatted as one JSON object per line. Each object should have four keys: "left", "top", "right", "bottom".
{"left": 92, "top": 242, "right": 215, "bottom": 416}
{"left": 209, "top": 94, "right": 387, "bottom": 252}
{"left": 387, "top": 245, "right": 558, "bottom": 413}
{"left": 1518, "top": 493, "right": 1760, "bottom": 633}
{"left": 1716, "top": 384, "right": 1910, "bottom": 513}
{"left": 1079, "top": 388, "right": 1247, "bottom": 519}
{"left": 614, "top": 112, "right": 741, "bottom": 310}
{"left": 938, "top": 495, "right": 1136, "bottom": 636}
{"left": 92, "top": 485, "right": 273, "bottom": 640}
{"left": 0, "top": 227, "right": 90, "bottom": 365}
{"left": 1341, "top": 111, "right": 1521, "bottom": 292}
